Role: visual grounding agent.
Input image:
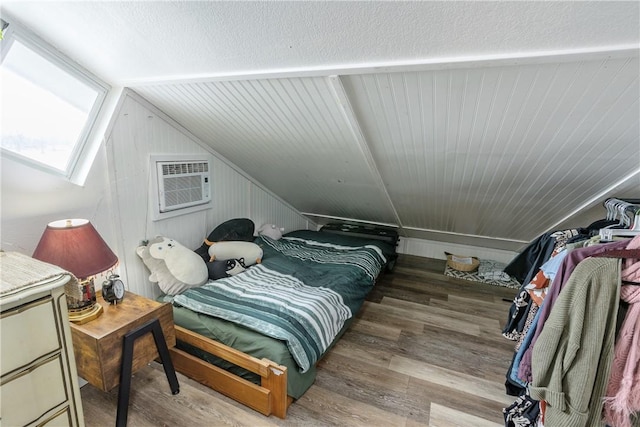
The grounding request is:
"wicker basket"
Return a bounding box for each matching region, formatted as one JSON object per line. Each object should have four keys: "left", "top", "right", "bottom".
{"left": 445, "top": 252, "right": 480, "bottom": 272}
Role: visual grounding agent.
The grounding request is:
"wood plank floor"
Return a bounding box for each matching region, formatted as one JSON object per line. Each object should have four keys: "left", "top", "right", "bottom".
{"left": 80, "top": 254, "right": 518, "bottom": 426}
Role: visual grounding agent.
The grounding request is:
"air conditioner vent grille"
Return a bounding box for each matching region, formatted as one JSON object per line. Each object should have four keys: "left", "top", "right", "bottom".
{"left": 163, "top": 176, "right": 204, "bottom": 208}
{"left": 161, "top": 162, "right": 209, "bottom": 176}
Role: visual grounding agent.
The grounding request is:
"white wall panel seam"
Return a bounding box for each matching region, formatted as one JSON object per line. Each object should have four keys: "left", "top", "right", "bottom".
{"left": 303, "top": 78, "right": 347, "bottom": 145}
{"left": 304, "top": 78, "right": 353, "bottom": 149}
{"left": 327, "top": 75, "right": 403, "bottom": 228}
{"left": 305, "top": 78, "right": 346, "bottom": 145}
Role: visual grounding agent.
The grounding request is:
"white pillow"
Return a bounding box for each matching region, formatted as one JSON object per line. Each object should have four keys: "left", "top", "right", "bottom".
{"left": 137, "top": 236, "right": 208, "bottom": 295}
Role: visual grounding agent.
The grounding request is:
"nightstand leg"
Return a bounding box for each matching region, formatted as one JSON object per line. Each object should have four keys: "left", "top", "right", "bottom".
{"left": 149, "top": 318, "right": 180, "bottom": 395}
{"left": 116, "top": 318, "right": 180, "bottom": 427}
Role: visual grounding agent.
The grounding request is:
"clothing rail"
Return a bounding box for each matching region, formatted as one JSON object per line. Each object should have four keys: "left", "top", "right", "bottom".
{"left": 599, "top": 198, "right": 640, "bottom": 240}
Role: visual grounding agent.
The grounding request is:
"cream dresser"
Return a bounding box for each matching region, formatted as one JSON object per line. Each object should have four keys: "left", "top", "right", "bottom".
{"left": 0, "top": 252, "right": 84, "bottom": 426}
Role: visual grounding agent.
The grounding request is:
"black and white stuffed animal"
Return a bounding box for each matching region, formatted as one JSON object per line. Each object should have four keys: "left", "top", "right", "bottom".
{"left": 206, "top": 258, "right": 246, "bottom": 280}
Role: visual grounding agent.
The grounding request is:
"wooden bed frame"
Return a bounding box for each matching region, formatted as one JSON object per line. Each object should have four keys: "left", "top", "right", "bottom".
{"left": 168, "top": 325, "right": 291, "bottom": 418}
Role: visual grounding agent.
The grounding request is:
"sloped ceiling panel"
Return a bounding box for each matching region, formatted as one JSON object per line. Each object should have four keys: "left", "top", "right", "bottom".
{"left": 133, "top": 49, "right": 639, "bottom": 249}
{"left": 341, "top": 52, "right": 640, "bottom": 242}
{"left": 135, "top": 77, "right": 398, "bottom": 224}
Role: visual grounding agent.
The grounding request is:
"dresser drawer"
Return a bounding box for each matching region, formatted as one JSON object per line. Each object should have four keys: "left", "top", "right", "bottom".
{"left": 0, "top": 297, "right": 60, "bottom": 376}
{"left": 41, "top": 406, "right": 73, "bottom": 426}
{"left": 0, "top": 353, "right": 68, "bottom": 426}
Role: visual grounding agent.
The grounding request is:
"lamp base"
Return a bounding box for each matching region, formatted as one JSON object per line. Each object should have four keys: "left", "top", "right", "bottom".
{"left": 68, "top": 303, "right": 103, "bottom": 324}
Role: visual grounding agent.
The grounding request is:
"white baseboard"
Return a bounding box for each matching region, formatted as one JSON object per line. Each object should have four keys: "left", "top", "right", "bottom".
{"left": 398, "top": 237, "right": 518, "bottom": 264}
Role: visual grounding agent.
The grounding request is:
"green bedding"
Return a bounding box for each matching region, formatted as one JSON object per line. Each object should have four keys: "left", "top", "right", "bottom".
{"left": 166, "top": 229, "right": 395, "bottom": 399}
{"left": 171, "top": 303, "right": 317, "bottom": 399}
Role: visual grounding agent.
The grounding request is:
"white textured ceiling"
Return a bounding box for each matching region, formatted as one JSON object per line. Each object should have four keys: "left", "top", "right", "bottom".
{"left": 2, "top": 1, "right": 640, "bottom": 250}
{"left": 2, "top": 1, "right": 639, "bottom": 85}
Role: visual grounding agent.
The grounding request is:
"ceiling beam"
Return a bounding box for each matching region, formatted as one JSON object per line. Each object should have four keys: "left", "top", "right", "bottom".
{"left": 125, "top": 46, "right": 639, "bottom": 87}
{"left": 326, "top": 74, "right": 404, "bottom": 232}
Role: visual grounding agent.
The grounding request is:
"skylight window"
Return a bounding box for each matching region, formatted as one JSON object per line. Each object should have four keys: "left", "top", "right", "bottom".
{"left": 0, "top": 21, "right": 109, "bottom": 178}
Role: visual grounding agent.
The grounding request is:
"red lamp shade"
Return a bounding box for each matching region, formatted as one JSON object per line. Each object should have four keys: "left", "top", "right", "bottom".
{"left": 33, "top": 219, "right": 118, "bottom": 279}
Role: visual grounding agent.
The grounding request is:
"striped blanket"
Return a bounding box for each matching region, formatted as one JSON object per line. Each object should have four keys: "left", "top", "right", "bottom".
{"left": 174, "top": 235, "right": 386, "bottom": 372}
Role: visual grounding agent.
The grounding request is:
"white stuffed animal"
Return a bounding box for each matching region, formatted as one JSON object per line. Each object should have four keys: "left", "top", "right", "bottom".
{"left": 137, "top": 236, "right": 208, "bottom": 295}
{"left": 257, "top": 224, "right": 284, "bottom": 240}
{"left": 206, "top": 241, "right": 263, "bottom": 266}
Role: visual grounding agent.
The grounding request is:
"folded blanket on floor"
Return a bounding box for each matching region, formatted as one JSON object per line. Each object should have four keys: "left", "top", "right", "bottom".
{"left": 478, "top": 259, "right": 512, "bottom": 281}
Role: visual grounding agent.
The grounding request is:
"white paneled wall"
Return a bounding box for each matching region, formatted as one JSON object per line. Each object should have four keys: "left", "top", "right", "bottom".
{"left": 342, "top": 52, "right": 640, "bottom": 240}
{"left": 105, "top": 91, "right": 314, "bottom": 298}
{"left": 250, "top": 186, "right": 311, "bottom": 234}
{"left": 136, "top": 77, "right": 398, "bottom": 224}
{"left": 399, "top": 238, "right": 517, "bottom": 265}
{"left": 134, "top": 48, "right": 639, "bottom": 250}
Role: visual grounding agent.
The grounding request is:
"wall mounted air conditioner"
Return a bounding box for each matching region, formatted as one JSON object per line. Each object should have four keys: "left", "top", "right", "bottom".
{"left": 150, "top": 155, "right": 212, "bottom": 221}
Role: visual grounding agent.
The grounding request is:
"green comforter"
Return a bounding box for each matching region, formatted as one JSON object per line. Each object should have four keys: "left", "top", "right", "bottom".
{"left": 173, "top": 234, "right": 387, "bottom": 372}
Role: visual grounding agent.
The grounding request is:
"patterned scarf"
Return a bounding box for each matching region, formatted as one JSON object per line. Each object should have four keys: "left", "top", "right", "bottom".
{"left": 602, "top": 235, "right": 640, "bottom": 427}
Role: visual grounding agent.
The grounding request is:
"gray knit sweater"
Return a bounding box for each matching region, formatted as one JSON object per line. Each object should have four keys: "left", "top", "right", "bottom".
{"left": 530, "top": 257, "right": 620, "bottom": 427}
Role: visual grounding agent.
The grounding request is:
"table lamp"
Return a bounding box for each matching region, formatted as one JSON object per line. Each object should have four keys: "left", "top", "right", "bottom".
{"left": 33, "top": 218, "right": 118, "bottom": 323}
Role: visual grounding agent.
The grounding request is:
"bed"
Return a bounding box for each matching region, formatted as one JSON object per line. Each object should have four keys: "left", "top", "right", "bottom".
{"left": 161, "top": 229, "right": 396, "bottom": 418}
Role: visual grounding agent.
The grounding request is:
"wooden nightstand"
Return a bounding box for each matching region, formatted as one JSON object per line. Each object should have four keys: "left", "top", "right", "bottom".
{"left": 70, "top": 291, "right": 179, "bottom": 426}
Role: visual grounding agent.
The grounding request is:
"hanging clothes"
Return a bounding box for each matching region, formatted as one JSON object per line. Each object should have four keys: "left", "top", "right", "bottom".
{"left": 529, "top": 244, "right": 640, "bottom": 426}
{"left": 502, "top": 230, "right": 582, "bottom": 339}
{"left": 509, "top": 304, "right": 541, "bottom": 388}
{"left": 503, "top": 231, "right": 557, "bottom": 285}
{"left": 517, "top": 239, "right": 630, "bottom": 383}
{"left": 600, "top": 239, "right": 640, "bottom": 427}
{"left": 529, "top": 257, "right": 621, "bottom": 427}
{"left": 503, "top": 393, "right": 541, "bottom": 427}
{"left": 500, "top": 201, "right": 640, "bottom": 427}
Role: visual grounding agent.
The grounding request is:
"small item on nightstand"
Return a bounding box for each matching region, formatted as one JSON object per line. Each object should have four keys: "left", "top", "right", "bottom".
{"left": 102, "top": 273, "right": 125, "bottom": 304}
